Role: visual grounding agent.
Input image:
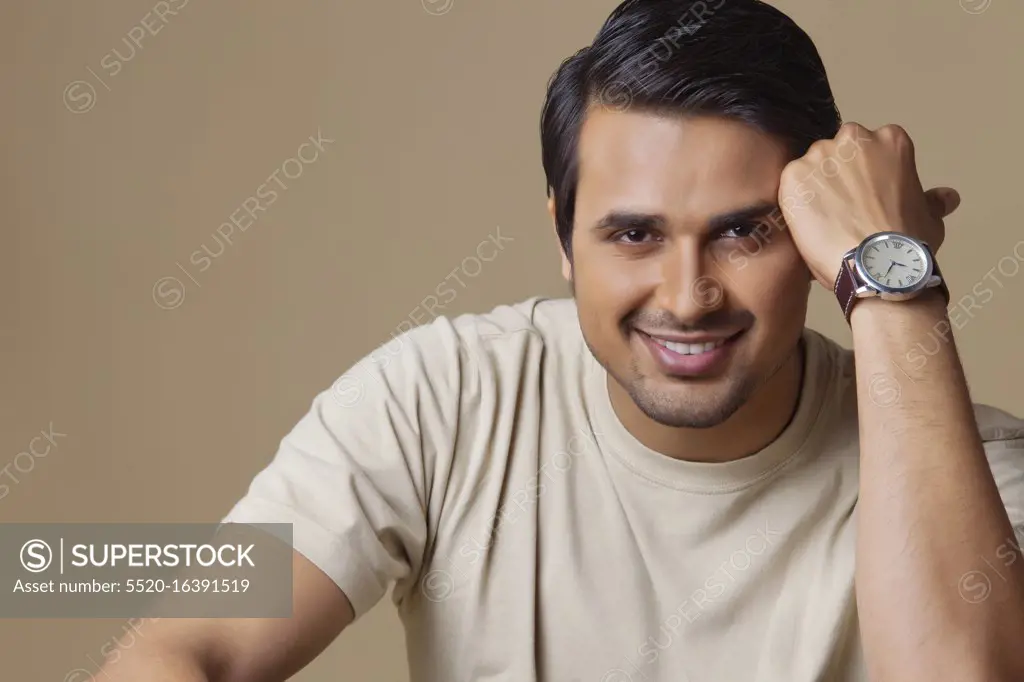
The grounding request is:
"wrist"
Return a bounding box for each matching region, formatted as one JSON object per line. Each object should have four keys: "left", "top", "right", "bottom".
{"left": 849, "top": 286, "right": 949, "bottom": 330}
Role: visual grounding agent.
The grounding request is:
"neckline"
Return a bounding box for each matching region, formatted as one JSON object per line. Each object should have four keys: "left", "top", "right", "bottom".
{"left": 585, "top": 329, "right": 836, "bottom": 494}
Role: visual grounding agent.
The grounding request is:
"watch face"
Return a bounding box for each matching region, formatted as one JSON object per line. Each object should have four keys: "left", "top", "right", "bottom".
{"left": 858, "top": 233, "right": 931, "bottom": 291}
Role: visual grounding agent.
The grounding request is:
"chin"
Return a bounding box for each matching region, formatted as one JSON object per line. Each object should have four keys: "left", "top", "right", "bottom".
{"left": 627, "top": 373, "right": 756, "bottom": 429}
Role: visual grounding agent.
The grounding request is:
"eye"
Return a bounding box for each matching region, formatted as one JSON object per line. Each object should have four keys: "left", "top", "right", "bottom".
{"left": 719, "top": 222, "right": 761, "bottom": 239}
{"left": 611, "top": 228, "right": 659, "bottom": 245}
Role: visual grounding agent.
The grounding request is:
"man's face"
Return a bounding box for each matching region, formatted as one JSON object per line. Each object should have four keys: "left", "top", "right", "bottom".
{"left": 560, "top": 109, "right": 811, "bottom": 428}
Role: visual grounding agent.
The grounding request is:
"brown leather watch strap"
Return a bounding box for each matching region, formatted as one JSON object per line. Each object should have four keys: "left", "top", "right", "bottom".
{"left": 930, "top": 257, "right": 951, "bottom": 307}
{"left": 833, "top": 256, "right": 860, "bottom": 324}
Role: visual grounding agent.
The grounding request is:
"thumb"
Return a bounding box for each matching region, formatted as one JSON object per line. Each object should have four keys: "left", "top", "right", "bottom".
{"left": 924, "top": 186, "right": 961, "bottom": 219}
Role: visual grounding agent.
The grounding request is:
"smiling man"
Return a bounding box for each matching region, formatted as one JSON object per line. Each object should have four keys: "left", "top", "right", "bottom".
{"left": 102, "top": 1, "right": 1024, "bottom": 681}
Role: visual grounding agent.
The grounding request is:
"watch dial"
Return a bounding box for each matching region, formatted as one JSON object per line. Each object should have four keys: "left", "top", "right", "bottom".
{"left": 861, "top": 236, "right": 929, "bottom": 289}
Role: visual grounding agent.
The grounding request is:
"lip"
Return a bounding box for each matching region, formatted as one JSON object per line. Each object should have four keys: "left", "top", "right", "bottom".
{"left": 640, "top": 330, "right": 743, "bottom": 344}
{"left": 636, "top": 328, "right": 745, "bottom": 378}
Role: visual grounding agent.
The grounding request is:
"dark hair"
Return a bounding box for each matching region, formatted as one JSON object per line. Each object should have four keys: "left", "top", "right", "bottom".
{"left": 540, "top": 0, "right": 842, "bottom": 261}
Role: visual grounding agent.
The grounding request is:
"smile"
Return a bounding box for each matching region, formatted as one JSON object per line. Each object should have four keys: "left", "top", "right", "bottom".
{"left": 647, "top": 337, "right": 728, "bottom": 356}
{"left": 636, "top": 329, "right": 746, "bottom": 378}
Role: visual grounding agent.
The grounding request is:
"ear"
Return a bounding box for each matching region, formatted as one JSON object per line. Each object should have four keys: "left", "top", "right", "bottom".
{"left": 548, "top": 196, "right": 572, "bottom": 282}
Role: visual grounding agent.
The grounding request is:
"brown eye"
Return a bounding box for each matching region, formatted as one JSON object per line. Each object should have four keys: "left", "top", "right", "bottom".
{"left": 614, "top": 229, "right": 655, "bottom": 244}
{"left": 720, "top": 222, "right": 760, "bottom": 239}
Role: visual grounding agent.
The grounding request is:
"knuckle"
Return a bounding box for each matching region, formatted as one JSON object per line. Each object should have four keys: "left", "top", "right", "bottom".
{"left": 780, "top": 157, "right": 807, "bottom": 181}
{"left": 879, "top": 123, "right": 907, "bottom": 136}
{"left": 879, "top": 123, "right": 913, "bottom": 147}
{"left": 838, "top": 121, "right": 868, "bottom": 138}
{"left": 805, "top": 138, "right": 831, "bottom": 157}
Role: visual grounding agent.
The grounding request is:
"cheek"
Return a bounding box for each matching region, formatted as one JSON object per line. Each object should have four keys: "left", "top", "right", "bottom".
{"left": 574, "top": 248, "right": 654, "bottom": 315}
{"left": 571, "top": 255, "right": 628, "bottom": 343}
{"left": 719, "top": 241, "right": 810, "bottom": 322}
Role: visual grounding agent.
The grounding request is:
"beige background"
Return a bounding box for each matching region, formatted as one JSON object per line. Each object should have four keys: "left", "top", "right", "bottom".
{"left": 2, "top": 0, "right": 1022, "bottom": 679}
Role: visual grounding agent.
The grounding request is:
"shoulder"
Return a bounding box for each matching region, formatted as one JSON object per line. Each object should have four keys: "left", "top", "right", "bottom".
{"left": 367, "top": 295, "right": 581, "bottom": 371}
{"left": 335, "top": 296, "right": 582, "bottom": 405}
{"left": 973, "top": 403, "right": 1024, "bottom": 503}
{"left": 974, "top": 404, "right": 1024, "bottom": 544}
{"left": 974, "top": 404, "right": 1024, "bottom": 446}
{"left": 446, "top": 295, "right": 581, "bottom": 347}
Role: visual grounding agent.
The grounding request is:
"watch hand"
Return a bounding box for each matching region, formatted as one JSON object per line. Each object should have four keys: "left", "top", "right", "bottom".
{"left": 882, "top": 261, "right": 895, "bottom": 278}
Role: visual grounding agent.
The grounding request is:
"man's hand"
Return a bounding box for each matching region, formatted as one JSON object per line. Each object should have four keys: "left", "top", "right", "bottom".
{"left": 777, "top": 121, "right": 961, "bottom": 289}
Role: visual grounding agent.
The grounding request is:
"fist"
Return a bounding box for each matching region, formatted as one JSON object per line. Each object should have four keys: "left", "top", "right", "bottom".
{"left": 778, "top": 122, "right": 960, "bottom": 290}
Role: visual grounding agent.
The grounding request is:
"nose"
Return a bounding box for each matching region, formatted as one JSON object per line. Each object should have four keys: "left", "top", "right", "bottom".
{"left": 654, "top": 240, "right": 726, "bottom": 324}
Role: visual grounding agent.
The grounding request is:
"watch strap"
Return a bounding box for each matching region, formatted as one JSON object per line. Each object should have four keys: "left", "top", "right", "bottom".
{"left": 928, "top": 250, "right": 951, "bottom": 306}
{"left": 833, "top": 254, "right": 860, "bottom": 324}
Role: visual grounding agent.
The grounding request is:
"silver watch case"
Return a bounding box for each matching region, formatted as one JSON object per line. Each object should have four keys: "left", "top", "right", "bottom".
{"left": 844, "top": 231, "right": 942, "bottom": 302}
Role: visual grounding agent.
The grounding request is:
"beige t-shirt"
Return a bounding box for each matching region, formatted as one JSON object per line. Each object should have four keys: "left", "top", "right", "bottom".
{"left": 223, "top": 296, "right": 1024, "bottom": 682}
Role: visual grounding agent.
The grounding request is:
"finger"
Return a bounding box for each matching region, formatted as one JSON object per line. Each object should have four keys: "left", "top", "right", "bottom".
{"left": 924, "top": 187, "right": 961, "bottom": 219}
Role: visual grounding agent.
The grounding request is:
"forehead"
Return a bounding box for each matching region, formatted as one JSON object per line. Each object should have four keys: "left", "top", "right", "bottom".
{"left": 575, "top": 109, "right": 791, "bottom": 223}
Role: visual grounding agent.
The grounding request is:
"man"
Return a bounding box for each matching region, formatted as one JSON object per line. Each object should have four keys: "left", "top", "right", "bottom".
{"left": 104, "top": 0, "right": 1024, "bottom": 680}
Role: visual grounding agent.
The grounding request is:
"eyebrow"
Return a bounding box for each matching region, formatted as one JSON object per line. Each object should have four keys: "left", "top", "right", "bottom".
{"left": 591, "top": 200, "right": 782, "bottom": 234}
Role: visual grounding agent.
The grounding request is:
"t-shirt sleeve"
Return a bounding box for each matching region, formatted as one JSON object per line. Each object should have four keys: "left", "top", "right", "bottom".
{"left": 221, "top": 318, "right": 463, "bottom": 618}
{"left": 979, "top": 404, "right": 1024, "bottom": 548}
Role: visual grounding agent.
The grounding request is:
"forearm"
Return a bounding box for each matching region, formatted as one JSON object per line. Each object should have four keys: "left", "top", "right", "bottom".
{"left": 97, "top": 641, "right": 213, "bottom": 682}
{"left": 851, "top": 291, "right": 1024, "bottom": 681}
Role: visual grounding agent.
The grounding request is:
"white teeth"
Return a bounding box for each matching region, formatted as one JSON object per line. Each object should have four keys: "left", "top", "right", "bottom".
{"left": 651, "top": 337, "right": 726, "bottom": 355}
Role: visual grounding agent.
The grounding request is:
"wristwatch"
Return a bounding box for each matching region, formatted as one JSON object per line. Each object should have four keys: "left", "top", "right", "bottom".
{"left": 833, "top": 231, "right": 949, "bottom": 323}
